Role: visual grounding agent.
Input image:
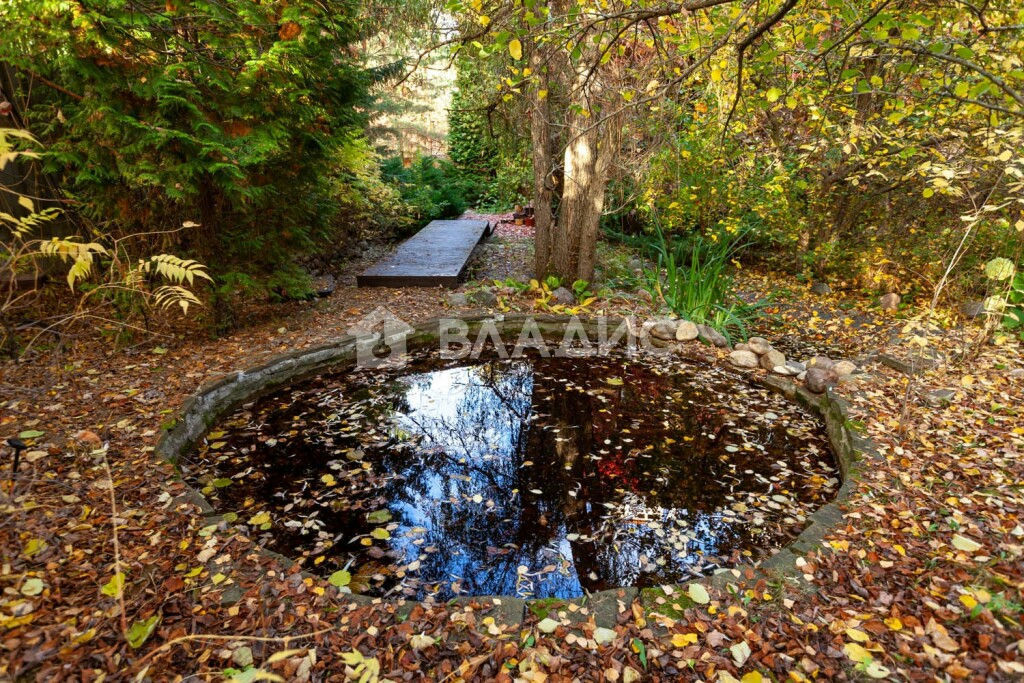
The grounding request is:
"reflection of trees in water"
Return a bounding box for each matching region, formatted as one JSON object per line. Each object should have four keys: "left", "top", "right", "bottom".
{"left": 374, "top": 361, "right": 584, "bottom": 598}
{"left": 193, "top": 351, "right": 838, "bottom": 600}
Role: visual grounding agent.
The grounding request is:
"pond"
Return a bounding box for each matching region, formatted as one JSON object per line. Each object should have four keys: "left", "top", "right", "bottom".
{"left": 184, "top": 348, "right": 838, "bottom": 600}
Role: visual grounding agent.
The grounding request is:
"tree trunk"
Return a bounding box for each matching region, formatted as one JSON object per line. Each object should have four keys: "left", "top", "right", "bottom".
{"left": 549, "top": 105, "right": 619, "bottom": 283}
{"left": 530, "top": 43, "right": 556, "bottom": 279}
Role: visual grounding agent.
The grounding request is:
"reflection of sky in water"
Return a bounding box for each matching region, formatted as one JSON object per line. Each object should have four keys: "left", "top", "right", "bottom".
{"left": 195, "top": 352, "right": 838, "bottom": 600}
{"left": 382, "top": 363, "right": 586, "bottom": 598}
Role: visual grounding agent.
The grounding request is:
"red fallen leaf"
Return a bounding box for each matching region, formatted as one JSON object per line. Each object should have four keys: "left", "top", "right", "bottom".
{"left": 163, "top": 576, "right": 185, "bottom": 591}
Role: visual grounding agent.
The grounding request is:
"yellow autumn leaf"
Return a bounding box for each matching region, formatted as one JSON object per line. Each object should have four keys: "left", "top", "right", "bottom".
{"left": 671, "top": 632, "right": 698, "bottom": 647}
{"left": 884, "top": 617, "right": 903, "bottom": 630}
{"left": 845, "top": 628, "right": 870, "bottom": 643}
{"left": 951, "top": 534, "right": 981, "bottom": 552}
{"left": 509, "top": 39, "right": 522, "bottom": 60}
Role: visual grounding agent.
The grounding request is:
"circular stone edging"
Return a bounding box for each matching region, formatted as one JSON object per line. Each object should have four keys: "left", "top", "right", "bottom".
{"left": 155, "top": 314, "right": 878, "bottom": 627}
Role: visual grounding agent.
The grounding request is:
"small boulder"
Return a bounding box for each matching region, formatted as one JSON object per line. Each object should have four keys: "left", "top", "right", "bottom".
{"left": 805, "top": 367, "right": 838, "bottom": 393}
{"left": 729, "top": 350, "right": 759, "bottom": 368}
{"left": 786, "top": 360, "right": 806, "bottom": 373}
{"left": 760, "top": 349, "right": 786, "bottom": 371}
{"left": 960, "top": 300, "right": 986, "bottom": 319}
{"left": 675, "top": 320, "right": 699, "bottom": 341}
{"left": 773, "top": 365, "right": 796, "bottom": 376}
{"left": 879, "top": 292, "right": 900, "bottom": 311}
{"left": 832, "top": 360, "right": 857, "bottom": 377}
{"left": 734, "top": 342, "right": 751, "bottom": 352}
{"left": 924, "top": 388, "right": 956, "bottom": 406}
{"left": 448, "top": 292, "right": 469, "bottom": 307}
{"left": 797, "top": 371, "right": 807, "bottom": 381}
{"left": 811, "top": 281, "right": 832, "bottom": 296}
{"left": 697, "top": 324, "right": 730, "bottom": 348}
{"left": 470, "top": 288, "right": 498, "bottom": 306}
{"left": 747, "top": 336, "right": 772, "bottom": 355}
{"left": 552, "top": 286, "right": 575, "bottom": 306}
{"left": 807, "top": 355, "right": 833, "bottom": 371}
{"left": 650, "top": 319, "right": 679, "bottom": 341}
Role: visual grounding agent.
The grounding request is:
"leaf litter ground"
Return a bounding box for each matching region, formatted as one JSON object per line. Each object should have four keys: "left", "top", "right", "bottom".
{"left": 0, "top": 264, "right": 1022, "bottom": 681}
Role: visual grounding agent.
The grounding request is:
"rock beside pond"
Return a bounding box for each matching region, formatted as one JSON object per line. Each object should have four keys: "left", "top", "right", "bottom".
{"left": 747, "top": 336, "right": 772, "bottom": 355}
{"left": 650, "top": 319, "right": 679, "bottom": 341}
{"left": 470, "top": 288, "right": 498, "bottom": 306}
{"left": 675, "top": 320, "right": 699, "bottom": 341}
{"left": 811, "top": 281, "right": 832, "bottom": 295}
{"left": 805, "top": 366, "right": 838, "bottom": 393}
{"left": 833, "top": 360, "right": 857, "bottom": 377}
{"left": 448, "top": 292, "right": 469, "bottom": 307}
{"left": 760, "top": 349, "right": 786, "bottom": 371}
{"left": 879, "top": 292, "right": 900, "bottom": 311}
{"left": 697, "top": 324, "right": 730, "bottom": 348}
{"left": 729, "top": 350, "right": 759, "bottom": 368}
{"left": 552, "top": 286, "right": 575, "bottom": 306}
{"left": 807, "top": 355, "right": 833, "bottom": 371}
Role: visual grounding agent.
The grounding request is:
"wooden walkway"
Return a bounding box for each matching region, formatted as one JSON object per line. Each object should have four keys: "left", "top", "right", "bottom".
{"left": 356, "top": 219, "right": 491, "bottom": 288}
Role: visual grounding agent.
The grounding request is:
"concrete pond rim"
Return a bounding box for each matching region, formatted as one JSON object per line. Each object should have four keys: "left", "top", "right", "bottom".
{"left": 155, "top": 313, "right": 879, "bottom": 627}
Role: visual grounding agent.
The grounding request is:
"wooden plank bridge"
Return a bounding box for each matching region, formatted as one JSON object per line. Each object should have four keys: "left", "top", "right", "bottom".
{"left": 356, "top": 219, "right": 492, "bottom": 288}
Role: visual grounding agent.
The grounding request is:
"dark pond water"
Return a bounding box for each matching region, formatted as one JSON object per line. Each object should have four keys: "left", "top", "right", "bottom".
{"left": 185, "top": 349, "right": 838, "bottom": 600}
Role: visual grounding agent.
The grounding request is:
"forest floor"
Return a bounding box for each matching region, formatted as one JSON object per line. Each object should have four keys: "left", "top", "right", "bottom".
{"left": 1, "top": 218, "right": 1023, "bottom": 681}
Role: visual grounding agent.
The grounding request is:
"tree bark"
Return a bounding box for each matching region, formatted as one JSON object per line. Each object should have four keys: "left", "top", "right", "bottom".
{"left": 530, "top": 43, "right": 556, "bottom": 279}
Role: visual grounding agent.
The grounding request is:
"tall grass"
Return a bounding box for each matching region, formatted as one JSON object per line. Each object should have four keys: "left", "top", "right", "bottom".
{"left": 641, "top": 220, "right": 761, "bottom": 341}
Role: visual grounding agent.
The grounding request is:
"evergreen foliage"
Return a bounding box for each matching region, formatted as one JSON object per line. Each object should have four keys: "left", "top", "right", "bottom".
{"left": 1, "top": 0, "right": 379, "bottom": 294}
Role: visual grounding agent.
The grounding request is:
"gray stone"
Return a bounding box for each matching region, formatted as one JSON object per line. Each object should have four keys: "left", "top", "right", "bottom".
{"left": 797, "top": 371, "right": 807, "bottom": 381}
{"left": 220, "top": 584, "right": 244, "bottom": 605}
{"left": 734, "top": 342, "right": 751, "bottom": 352}
{"left": 747, "top": 337, "right": 773, "bottom": 355}
{"left": 1010, "top": 368, "right": 1024, "bottom": 379}
{"left": 729, "top": 349, "right": 759, "bottom": 368}
{"left": 807, "top": 355, "right": 833, "bottom": 371}
{"left": 960, "top": 300, "right": 986, "bottom": 319}
{"left": 786, "top": 360, "right": 806, "bottom": 373}
{"left": 805, "top": 367, "right": 838, "bottom": 393}
{"left": 448, "top": 292, "right": 469, "bottom": 307}
{"left": 772, "top": 364, "right": 796, "bottom": 376}
{"left": 650, "top": 319, "right": 679, "bottom": 341}
{"left": 552, "top": 286, "right": 575, "bottom": 306}
{"left": 675, "top": 320, "right": 699, "bottom": 341}
{"left": 832, "top": 360, "right": 857, "bottom": 377}
{"left": 811, "top": 281, "right": 832, "bottom": 296}
{"left": 469, "top": 288, "right": 497, "bottom": 306}
{"left": 924, "top": 388, "right": 956, "bottom": 406}
{"left": 697, "top": 324, "right": 730, "bottom": 348}
{"left": 878, "top": 352, "right": 941, "bottom": 376}
{"left": 879, "top": 292, "right": 900, "bottom": 311}
{"left": 760, "top": 349, "right": 786, "bottom": 371}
